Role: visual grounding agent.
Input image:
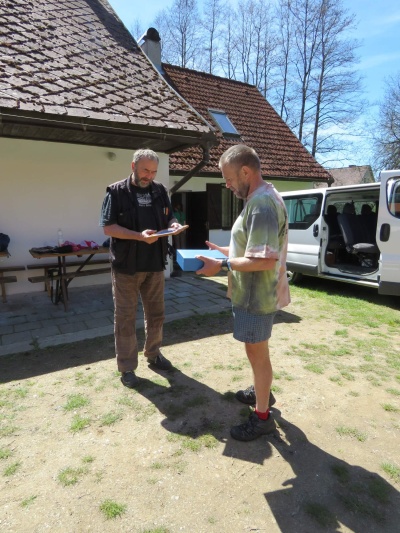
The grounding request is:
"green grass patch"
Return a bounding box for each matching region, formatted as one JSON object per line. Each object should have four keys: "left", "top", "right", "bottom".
{"left": 334, "top": 329, "right": 348, "bottom": 337}
{"left": 381, "top": 462, "right": 400, "bottom": 482}
{"left": 100, "top": 411, "right": 123, "bottom": 426}
{"left": 381, "top": 403, "right": 399, "bottom": 412}
{"left": 0, "top": 425, "right": 18, "bottom": 437}
{"left": 386, "top": 388, "right": 400, "bottom": 396}
{"left": 20, "top": 495, "right": 37, "bottom": 508}
{"left": 134, "top": 404, "right": 157, "bottom": 422}
{"left": 63, "top": 393, "right": 90, "bottom": 411}
{"left": 99, "top": 500, "right": 127, "bottom": 520}
{"left": 336, "top": 426, "right": 367, "bottom": 442}
{"left": 70, "top": 415, "right": 91, "bottom": 433}
{"left": 150, "top": 461, "right": 164, "bottom": 470}
{"left": 386, "top": 353, "right": 400, "bottom": 371}
{"left": 3, "top": 461, "right": 21, "bottom": 476}
{"left": 338, "top": 369, "right": 355, "bottom": 381}
{"left": 0, "top": 447, "right": 13, "bottom": 460}
{"left": 304, "top": 363, "right": 324, "bottom": 374}
{"left": 198, "top": 434, "right": 218, "bottom": 449}
{"left": 57, "top": 466, "right": 88, "bottom": 487}
{"left": 117, "top": 395, "right": 140, "bottom": 408}
{"left": 74, "top": 371, "right": 96, "bottom": 386}
{"left": 14, "top": 387, "right": 29, "bottom": 399}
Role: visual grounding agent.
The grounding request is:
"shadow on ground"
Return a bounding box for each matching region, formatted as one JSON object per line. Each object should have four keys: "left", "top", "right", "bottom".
{"left": 0, "top": 309, "right": 301, "bottom": 383}
{"left": 265, "top": 410, "right": 400, "bottom": 532}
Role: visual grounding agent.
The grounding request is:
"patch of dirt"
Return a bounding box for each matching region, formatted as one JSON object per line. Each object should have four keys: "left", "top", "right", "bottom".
{"left": 1, "top": 285, "right": 400, "bottom": 532}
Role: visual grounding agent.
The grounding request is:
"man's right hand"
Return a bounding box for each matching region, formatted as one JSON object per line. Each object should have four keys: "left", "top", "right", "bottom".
{"left": 141, "top": 229, "right": 159, "bottom": 244}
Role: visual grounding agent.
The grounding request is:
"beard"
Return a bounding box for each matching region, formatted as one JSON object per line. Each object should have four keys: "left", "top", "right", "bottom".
{"left": 132, "top": 172, "right": 151, "bottom": 188}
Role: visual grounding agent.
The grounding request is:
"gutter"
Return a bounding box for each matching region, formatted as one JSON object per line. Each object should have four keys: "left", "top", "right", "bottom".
{"left": 170, "top": 144, "right": 212, "bottom": 195}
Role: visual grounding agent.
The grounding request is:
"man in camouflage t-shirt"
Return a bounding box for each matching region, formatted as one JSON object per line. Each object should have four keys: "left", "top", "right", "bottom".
{"left": 196, "top": 145, "right": 290, "bottom": 441}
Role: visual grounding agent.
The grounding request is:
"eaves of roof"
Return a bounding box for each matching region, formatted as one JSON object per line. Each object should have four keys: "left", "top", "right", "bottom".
{"left": 0, "top": 0, "right": 217, "bottom": 153}
{"left": 162, "top": 64, "right": 332, "bottom": 183}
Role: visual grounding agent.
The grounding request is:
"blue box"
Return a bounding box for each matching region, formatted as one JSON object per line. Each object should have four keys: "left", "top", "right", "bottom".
{"left": 176, "top": 249, "right": 227, "bottom": 271}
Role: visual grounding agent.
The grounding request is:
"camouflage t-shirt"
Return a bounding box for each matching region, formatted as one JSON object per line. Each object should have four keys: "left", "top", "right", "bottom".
{"left": 229, "top": 182, "right": 290, "bottom": 314}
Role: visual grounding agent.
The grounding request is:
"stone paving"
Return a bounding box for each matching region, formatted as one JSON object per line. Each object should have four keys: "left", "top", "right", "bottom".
{"left": 0, "top": 274, "right": 230, "bottom": 357}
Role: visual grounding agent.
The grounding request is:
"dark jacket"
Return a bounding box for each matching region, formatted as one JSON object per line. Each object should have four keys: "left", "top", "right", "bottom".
{"left": 107, "top": 177, "right": 173, "bottom": 275}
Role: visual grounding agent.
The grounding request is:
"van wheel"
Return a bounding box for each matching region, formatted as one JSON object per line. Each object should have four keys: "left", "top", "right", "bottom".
{"left": 287, "top": 271, "right": 303, "bottom": 284}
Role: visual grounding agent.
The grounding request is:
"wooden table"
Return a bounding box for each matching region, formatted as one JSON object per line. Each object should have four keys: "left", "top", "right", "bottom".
{"left": 28, "top": 247, "right": 110, "bottom": 311}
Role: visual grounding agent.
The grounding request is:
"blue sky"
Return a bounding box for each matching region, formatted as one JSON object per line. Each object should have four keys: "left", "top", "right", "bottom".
{"left": 108, "top": 0, "right": 400, "bottom": 166}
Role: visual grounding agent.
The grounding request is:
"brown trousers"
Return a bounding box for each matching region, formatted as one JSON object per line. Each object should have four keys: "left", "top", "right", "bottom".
{"left": 111, "top": 269, "right": 165, "bottom": 372}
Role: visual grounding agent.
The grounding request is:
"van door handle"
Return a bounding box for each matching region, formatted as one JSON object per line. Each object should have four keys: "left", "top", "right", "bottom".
{"left": 380, "top": 223, "right": 390, "bottom": 242}
{"left": 313, "top": 224, "right": 319, "bottom": 237}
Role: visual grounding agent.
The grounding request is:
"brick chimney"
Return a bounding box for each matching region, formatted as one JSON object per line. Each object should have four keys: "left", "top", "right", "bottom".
{"left": 139, "top": 28, "right": 162, "bottom": 73}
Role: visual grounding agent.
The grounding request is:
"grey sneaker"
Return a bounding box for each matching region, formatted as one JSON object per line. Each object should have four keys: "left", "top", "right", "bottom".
{"left": 148, "top": 354, "right": 173, "bottom": 371}
{"left": 230, "top": 412, "right": 276, "bottom": 441}
{"left": 121, "top": 371, "right": 139, "bottom": 388}
{"left": 235, "top": 385, "right": 276, "bottom": 407}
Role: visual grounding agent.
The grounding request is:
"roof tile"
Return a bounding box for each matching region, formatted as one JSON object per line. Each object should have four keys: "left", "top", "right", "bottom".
{"left": 163, "top": 64, "right": 330, "bottom": 181}
{"left": 0, "top": 0, "right": 213, "bottom": 137}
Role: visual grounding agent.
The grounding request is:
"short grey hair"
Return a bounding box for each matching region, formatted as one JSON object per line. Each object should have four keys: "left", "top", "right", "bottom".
{"left": 132, "top": 149, "right": 159, "bottom": 164}
{"left": 219, "top": 144, "right": 261, "bottom": 172}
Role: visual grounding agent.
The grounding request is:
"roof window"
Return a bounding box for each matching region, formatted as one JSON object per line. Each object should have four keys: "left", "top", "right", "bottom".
{"left": 208, "top": 109, "right": 240, "bottom": 137}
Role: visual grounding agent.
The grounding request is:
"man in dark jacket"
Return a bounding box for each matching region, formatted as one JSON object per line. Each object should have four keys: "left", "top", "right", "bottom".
{"left": 100, "top": 149, "right": 186, "bottom": 388}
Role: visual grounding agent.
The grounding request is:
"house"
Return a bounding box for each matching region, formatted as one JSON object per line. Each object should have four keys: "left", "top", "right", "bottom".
{"left": 316, "top": 165, "right": 375, "bottom": 188}
{"left": 0, "top": 0, "right": 216, "bottom": 295}
{"left": 140, "top": 29, "right": 333, "bottom": 248}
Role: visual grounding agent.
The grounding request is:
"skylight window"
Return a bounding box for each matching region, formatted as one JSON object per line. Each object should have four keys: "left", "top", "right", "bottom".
{"left": 208, "top": 109, "right": 240, "bottom": 137}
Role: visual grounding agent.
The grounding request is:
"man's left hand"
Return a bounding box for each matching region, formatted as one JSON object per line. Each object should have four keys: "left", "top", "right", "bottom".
{"left": 196, "top": 256, "right": 221, "bottom": 276}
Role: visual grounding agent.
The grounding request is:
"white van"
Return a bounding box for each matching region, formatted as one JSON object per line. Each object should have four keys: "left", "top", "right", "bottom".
{"left": 281, "top": 169, "right": 400, "bottom": 295}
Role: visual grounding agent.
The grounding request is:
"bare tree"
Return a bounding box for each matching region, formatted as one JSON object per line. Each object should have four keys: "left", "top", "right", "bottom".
{"left": 373, "top": 72, "right": 400, "bottom": 169}
{"left": 308, "top": 0, "right": 364, "bottom": 159}
{"left": 154, "top": 0, "right": 201, "bottom": 68}
{"left": 199, "top": 0, "right": 227, "bottom": 74}
{"left": 234, "top": 0, "right": 276, "bottom": 94}
{"left": 147, "top": 0, "right": 365, "bottom": 164}
{"left": 130, "top": 20, "right": 145, "bottom": 43}
{"left": 273, "top": 0, "right": 295, "bottom": 121}
{"left": 218, "top": 9, "right": 240, "bottom": 79}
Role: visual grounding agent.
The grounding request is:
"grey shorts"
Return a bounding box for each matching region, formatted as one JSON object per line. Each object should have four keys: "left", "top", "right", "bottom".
{"left": 232, "top": 307, "right": 276, "bottom": 344}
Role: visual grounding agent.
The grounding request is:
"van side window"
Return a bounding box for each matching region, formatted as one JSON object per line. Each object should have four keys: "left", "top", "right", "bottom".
{"left": 387, "top": 177, "right": 400, "bottom": 218}
{"left": 284, "top": 194, "right": 322, "bottom": 229}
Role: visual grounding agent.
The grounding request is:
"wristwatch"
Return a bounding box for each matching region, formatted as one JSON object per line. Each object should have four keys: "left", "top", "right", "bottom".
{"left": 220, "top": 259, "right": 232, "bottom": 272}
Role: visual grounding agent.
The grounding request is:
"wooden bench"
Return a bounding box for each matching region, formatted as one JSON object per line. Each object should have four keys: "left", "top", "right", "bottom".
{"left": 27, "top": 258, "right": 110, "bottom": 292}
{"left": 0, "top": 266, "right": 26, "bottom": 303}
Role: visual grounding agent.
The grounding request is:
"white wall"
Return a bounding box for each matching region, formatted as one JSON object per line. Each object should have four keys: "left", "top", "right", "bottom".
{"left": 1, "top": 138, "right": 169, "bottom": 295}
{"left": 169, "top": 175, "right": 315, "bottom": 248}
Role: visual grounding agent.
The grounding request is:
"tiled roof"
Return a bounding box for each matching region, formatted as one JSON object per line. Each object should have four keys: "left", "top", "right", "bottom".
{"left": 162, "top": 64, "right": 331, "bottom": 182}
{"left": 321, "top": 165, "right": 375, "bottom": 187}
{"left": 0, "top": 0, "right": 216, "bottom": 151}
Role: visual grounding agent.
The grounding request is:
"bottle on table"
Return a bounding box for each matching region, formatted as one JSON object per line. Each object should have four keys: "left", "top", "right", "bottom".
{"left": 57, "top": 229, "right": 64, "bottom": 246}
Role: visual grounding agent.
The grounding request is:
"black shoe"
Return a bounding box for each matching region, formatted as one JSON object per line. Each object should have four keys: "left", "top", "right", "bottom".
{"left": 235, "top": 385, "right": 276, "bottom": 407}
{"left": 148, "top": 354, "right": 173, "bottom": 371}
{"left": 230, "top": 412, "right": 276, "bottom": 441}
{"left": 121, "top": 371, "right": 139, "bottom": 388}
